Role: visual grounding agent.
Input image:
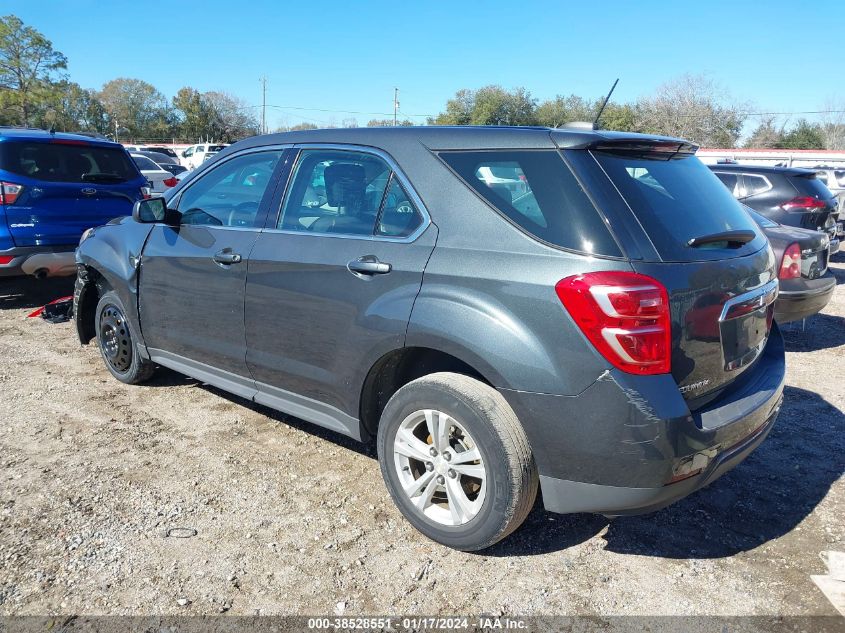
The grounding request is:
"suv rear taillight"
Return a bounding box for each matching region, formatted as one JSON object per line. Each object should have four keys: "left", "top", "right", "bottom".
{"left": 779, "top": 243, "right": 801, "bottom": 279}
{"left": 781, "top": 196, "right": 825, "bottom": 211}
{"left": 140, "top": 185, "right": 152, "bottom": 199}
{"left": 0, "top": 181, "right": 23, "bottom": 205}
{"left": 555, "top": 271, "right": 671, "bottom": 375}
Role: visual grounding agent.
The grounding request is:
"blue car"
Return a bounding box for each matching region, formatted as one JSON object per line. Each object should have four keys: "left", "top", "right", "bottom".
{"left": 0, "top": 128, "right": 148, "bottom": 278}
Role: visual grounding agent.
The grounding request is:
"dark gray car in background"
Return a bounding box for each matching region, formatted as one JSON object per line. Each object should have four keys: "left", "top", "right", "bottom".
{"left": 74, "top": 126, "right": 785, "bottom": 550}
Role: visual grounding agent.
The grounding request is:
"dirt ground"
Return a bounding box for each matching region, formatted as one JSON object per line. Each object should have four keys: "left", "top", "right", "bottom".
{"left": 0, "top": 259, "right": 843, "bottom": 619}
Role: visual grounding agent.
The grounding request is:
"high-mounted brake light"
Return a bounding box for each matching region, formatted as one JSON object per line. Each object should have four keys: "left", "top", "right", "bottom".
{"left": 0, "top": 181, "right": 23, "bottom": 205}
{"left": 50, "top": 139, "right": 91, "bottom": 146}
{"left": 779, "top": 243, "right": 801, "bottom": 280}
{"left": 162, "top": 177, "right": 179, "bottom": 188}
{"left": 556, "top": 271, "right": 672, "bottom": 375}
{"left": 781, "top": 196, "right": 825, "bottom": 211}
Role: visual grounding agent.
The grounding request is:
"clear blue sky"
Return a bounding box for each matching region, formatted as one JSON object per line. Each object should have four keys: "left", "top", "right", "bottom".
{"left": 6, "top": 0, "right": 845, "bottom": 130}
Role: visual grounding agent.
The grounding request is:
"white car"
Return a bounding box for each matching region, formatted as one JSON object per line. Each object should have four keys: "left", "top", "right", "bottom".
{"left": 180, "top": 144, "right": 228, "bottom": 170}
{"left": 130, "top": 153, "right": 179, "bottom": 193}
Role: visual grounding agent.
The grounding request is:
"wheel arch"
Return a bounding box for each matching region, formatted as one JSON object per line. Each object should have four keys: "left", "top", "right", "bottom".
{"left": 359, "top": 345, "right": 495, "bottom": 441}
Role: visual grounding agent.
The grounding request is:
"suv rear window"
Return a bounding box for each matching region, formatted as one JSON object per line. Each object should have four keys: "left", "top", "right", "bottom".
{"left": 0, "top": 141, "right": 138, "bottom": 184}
{"left": 591, "top": 151, "right": 759, "bottom": 260}
{"left": 439, "top": 150, "right": 621, "bottom": 257}
{"left": 789, "top": 172, "right": 833, "bottom": 198}
{"left": 208, "top": 145, "right": 226, "bottom": 152}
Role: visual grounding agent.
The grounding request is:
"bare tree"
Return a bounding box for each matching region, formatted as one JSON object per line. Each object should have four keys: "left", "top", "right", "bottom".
{"left": 819, "top": 96, "right": 845, "bottom": 150}
{"left": 635, "top": 74, "right": 748, "bottom": 148}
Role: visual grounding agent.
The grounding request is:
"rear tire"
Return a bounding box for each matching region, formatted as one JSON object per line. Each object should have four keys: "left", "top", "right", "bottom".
{"left": 94, "top": 290, "right": 155, "bottom": 385}
{"left": 377, "top": 372, "right": 538, "bottom": 551}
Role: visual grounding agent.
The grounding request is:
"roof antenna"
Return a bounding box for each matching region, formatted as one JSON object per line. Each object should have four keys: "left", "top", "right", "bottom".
{"left": 593, "top": 78, "right": 619, "bottom": 130}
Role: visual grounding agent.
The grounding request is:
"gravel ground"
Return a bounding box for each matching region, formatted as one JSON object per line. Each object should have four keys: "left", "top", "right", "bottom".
{"left": 0, "top": 260, "right": 843, "bottom": 618}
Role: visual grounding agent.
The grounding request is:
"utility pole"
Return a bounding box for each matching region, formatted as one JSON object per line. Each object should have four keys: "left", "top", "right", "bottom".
{"left": 393, "top": 87, "right": 399, "bottom": 126}
{"left": 260, "top": 75, "right": 268, "bottom": 134}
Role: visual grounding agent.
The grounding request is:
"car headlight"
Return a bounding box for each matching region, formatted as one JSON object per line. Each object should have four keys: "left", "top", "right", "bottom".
{"left": 79, "top": 227, "right": 96, "bottom": 245}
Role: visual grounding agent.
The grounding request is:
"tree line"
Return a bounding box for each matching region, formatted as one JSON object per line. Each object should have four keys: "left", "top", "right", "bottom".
{"left": 1, "top": 14, "right": 843, "bottom": 149}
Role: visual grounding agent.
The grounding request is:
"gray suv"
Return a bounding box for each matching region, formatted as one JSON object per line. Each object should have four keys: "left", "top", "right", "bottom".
{"left": 74, "top": 126, "right": 786, "bottom": 551}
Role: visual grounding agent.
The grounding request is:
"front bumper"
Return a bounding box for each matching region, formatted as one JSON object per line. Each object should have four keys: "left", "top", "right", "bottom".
{"left": 0, "top": 245, "right": 77, "bottom": 278}
{"left": 501, "top": 324, "right": 786, "bottom": 516}
{"left": 775, "top": 274, "right": 836, "bottom": 323}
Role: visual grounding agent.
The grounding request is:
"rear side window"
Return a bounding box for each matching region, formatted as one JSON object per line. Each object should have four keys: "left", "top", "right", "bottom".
{"left": 439, "top": 150, "right": 621, "bottom": 257}
{"left": 592, "top": 151, "right": 759, "bottom": 261}
{"left": 0, "top": 141, "right": 139, "bottom": 183}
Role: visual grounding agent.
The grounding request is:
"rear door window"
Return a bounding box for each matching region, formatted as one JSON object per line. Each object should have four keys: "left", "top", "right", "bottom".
{"left": 741, "top": 174, "right": 771, "bottom": 197}
{"left": 280, "top": 149, "right": 393, "bottom": 237}
{"left": 0, "top": 141, "right": 139, "bottom": 183}
{"left": 439, "top": 150, "right": 621, "bottom": 256}
{"left": 591, "top": 150, "right": 760, "bottom": 261}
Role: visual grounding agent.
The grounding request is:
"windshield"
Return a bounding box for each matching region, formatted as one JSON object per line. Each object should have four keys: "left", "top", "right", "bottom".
{"left": 0, "top": 141, "right": 139, "bottom": 183}
{"left": 591, "top": 150, "right": 760, "bottom": 260}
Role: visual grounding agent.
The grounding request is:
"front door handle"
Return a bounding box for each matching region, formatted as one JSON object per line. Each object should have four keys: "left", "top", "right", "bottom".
{"left": 347, "top": 255, "right": 391, "bottom": 276}
{"left": 213, "top": 250, "right": 242, "bottom": 265}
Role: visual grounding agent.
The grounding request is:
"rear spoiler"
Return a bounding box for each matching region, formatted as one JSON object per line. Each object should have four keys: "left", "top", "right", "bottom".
{"left": 589, "top": 139, "right": 699, "bottom": 155}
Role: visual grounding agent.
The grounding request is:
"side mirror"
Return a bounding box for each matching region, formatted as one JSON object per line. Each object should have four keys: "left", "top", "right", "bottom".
{"left": 132, "top": 197, "right": 167, "bottom": 223}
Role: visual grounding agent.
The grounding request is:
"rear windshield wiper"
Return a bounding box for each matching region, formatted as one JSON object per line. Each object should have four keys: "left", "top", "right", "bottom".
{"left": 81, "top": 173, "right": 127, "bottom": 183}
{"left": 687, "top": 230, "right": 756, "bottom": 249}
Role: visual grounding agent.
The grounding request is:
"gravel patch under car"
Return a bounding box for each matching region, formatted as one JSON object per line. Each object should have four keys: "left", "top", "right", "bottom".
{"left": 0, "top": 263, "right": 842, "bottom": 617}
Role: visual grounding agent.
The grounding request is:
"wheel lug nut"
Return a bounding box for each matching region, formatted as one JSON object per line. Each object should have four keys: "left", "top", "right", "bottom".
{"left": 429, "top": 447, "right": 438, "bottom": 457}
{"left": 443, "top": 451, "right": 451, "bottom": 461}
{"left": 425, "top": 462, "right": 434, "bottom": 472}
{"left": 448, "top": 469, "right": 456, "bottom": 478}
{"left": 437, "top": 475, "right": 445, "bottom": 485}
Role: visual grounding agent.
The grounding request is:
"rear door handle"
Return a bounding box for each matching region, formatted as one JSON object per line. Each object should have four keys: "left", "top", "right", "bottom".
{"left": 347, "top": 255, "right": 391, "bottom": 276}
{"left": 213, "top": 250, "right": 242, "bottom": 265}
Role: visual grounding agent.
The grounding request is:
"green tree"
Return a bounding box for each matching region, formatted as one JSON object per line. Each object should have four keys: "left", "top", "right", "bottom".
{"left": 41, "top": 81, "right": 109, "bottom": 133}
{"left": 781, "top": 119, "right": 825, "bottom": 149}
{"left": 535, "top": 94, "right": 594, "bottom": 128}
{"left": 0, "top": 14, "right": 67, "bottom": 126}
{"left": 432, "top": 86, "right": 536, "bottom": 126}
{"left": 97, "top": 77, "right": 171, "bottom": 140}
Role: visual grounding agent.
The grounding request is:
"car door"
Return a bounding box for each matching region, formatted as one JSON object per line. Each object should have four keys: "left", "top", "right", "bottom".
{"left": 139, "top": 148, "right": 287, "bottom": 396}
{"left": 244, "top": 146, "right": 436, "bottom": 435}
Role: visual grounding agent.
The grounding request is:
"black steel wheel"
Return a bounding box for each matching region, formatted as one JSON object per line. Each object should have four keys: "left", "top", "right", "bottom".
{"left": 94, "top": 290, "right": 155, "bottom": 384}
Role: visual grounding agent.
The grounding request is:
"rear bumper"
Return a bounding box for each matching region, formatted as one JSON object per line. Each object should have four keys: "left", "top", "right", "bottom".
{"left": 501, "top": 324, "right": 786, "bottom": 516}
{"left": 775, "top": 274, "right": 836, "bottom": 323}
{"left": 0, "top": 246, "right": 77, "bottom": 278}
